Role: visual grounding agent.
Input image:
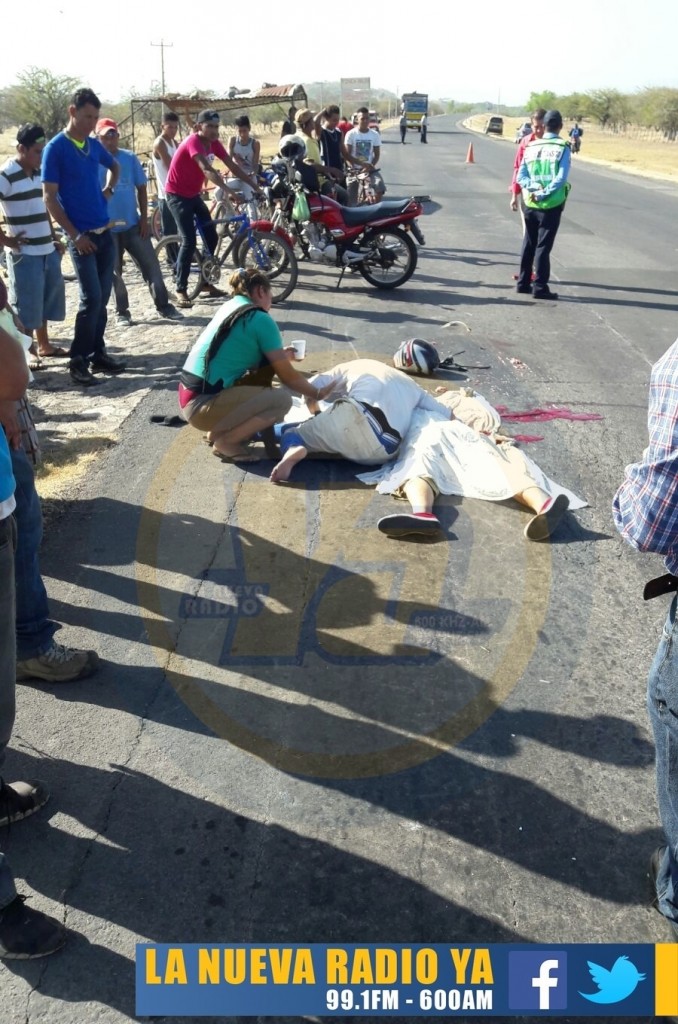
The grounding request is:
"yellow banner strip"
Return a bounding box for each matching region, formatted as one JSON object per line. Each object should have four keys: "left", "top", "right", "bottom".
{"left": 656, "top": 943, "right": 678, "bottom": 1017}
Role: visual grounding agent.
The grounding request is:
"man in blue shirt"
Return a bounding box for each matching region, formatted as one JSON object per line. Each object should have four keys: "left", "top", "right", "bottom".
{"left": 0, "top": 327, "right": 65, "bottom": 958}
{"left": 95, "top": 118, "right": 181, "bottom": 326}
{"left": 42, "top": 88, "right": 123, "bottom": 387}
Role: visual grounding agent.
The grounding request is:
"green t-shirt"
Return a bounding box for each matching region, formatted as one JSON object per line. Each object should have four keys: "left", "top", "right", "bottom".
{"left": 183, "top": 295, "right": 283, "bottom": 388}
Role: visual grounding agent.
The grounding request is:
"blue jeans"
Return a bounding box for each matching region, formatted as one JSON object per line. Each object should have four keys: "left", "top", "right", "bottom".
{"left": 647, "top": 592, "right": 678, "bottom": 929}
{"left": 11, "top": 448, "right": 56, "bottom": 660}
{"left": 0, "top": 515, "right": 18, "bottom": 909}
{"left": 165, "top": 194, "right": 217, "bottom": 293}
{"left": 112, "top": 225, "right": 170, "bottom": 314}
{"left": 159, "top": 198, "right": 177, "bottom": 238}
{"left": 69, "top": 229, "right": 115, "bottom": 362}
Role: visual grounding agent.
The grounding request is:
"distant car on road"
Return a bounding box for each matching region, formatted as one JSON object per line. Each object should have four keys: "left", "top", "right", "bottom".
{"left": 484, "top": 116, "right": 504, "bottom": 136}
{"left": 515, "top": 121, "right": 531, "bottom": 142}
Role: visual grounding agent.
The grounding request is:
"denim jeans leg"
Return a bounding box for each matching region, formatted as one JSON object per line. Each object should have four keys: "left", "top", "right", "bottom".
{"left": 111, "top": 232, "right": 130, "bottom": 315}
{"left": 123, "top": 226, "right": 169, "bottom": 310}
{"left": 647, "top": 593, "right": 678, "bottom": 928}
{"left": 159, "top": 198, "right": 177, "bottom": 237}
{"left": 0, "top": 514, "right": 18, "bottom": 909}
{"left": 94, "top": 230, "right": 115, "bottom": 354}
{"left": 70, "top": 244, "right": 103, "bottom": 362}
{"left": 167, "top": 195, "right": 197, "bottom": 293}
{"left": 194, "top": 197, "right": 218, "bottom": 257}
{"left": 11, "top": 448, "right": 56, "bottom": 660}
{"left": 0, "top": 516, "right": 17, "bottom": 766}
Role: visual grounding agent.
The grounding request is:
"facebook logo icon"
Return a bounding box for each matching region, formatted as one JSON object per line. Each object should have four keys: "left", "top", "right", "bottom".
{"left": 508, "top": 951, "right": 568, "bottom": 1010}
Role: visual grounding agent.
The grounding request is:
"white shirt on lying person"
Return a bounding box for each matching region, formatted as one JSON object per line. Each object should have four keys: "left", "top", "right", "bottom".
{"left": 309, "top": 359, "right": 445, "bottom": 439}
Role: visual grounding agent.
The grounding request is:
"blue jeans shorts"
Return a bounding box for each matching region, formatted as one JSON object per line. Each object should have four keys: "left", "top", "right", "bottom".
{"left": 6, "top": 248, "right": 66, "bottom": 331}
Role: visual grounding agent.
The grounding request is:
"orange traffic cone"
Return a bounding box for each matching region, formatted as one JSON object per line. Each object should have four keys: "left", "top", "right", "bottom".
{"left": 466, "top": 142, "right": 475, "bottom": 163}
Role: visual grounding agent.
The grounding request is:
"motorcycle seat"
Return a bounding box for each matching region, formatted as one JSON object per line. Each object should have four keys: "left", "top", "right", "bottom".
{"left": 340, "top": 199, "right": 414, "bottom": 226}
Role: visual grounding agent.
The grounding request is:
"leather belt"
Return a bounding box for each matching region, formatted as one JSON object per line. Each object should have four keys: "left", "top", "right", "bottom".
{"left": 644, "top": 573, "right": 678, "bottom": 601}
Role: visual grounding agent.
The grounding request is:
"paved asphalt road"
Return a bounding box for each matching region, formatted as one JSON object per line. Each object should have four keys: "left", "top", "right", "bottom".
{"left": 2, "top": 115, "right": 678, "bottom": 1023}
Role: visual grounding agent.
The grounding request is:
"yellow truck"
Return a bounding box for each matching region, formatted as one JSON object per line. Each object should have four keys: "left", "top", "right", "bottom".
{"left": 401, "top": 92, "right": 429, "bottom": 132}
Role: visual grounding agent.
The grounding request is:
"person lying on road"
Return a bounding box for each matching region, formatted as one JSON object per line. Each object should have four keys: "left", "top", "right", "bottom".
{"left": 270, "top": 358, "right": 448, "bottom": 483}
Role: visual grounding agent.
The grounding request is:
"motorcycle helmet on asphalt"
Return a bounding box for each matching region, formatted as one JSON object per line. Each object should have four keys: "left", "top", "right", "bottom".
{"left": 279, "top": 135, "right": 306, "bottom": 161}
{"left": 393, "top": 339, "right": 441, "bottom": 375}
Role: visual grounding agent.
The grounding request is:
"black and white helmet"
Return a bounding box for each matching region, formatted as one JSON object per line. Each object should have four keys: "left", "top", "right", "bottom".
{"left": 393, "top": 339, "right": 441, "bottom": 375}
{"left": 279, "top": 135, "right": 306, "bottom": 161}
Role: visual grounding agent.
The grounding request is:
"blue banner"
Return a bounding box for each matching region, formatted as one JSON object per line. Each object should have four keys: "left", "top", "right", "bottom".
{"left": 136, "top": 942, "right": 677, "bottom": 1017}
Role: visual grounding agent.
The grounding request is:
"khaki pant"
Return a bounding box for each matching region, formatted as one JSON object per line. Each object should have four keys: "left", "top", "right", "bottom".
{"left": 294, "top": 399, "right": 395, "bottom": 465}
{"left": 187, "top": 386, "right": 292, "bottom": 433}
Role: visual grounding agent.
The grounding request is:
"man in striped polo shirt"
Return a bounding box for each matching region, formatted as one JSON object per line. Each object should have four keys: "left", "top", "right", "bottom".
{"left": 0, "top": 125, "right": 66, "bottom": 361}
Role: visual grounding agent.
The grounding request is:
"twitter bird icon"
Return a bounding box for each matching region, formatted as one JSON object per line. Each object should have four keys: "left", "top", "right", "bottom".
{"left": 579, "top": 956, "right": 646, "bottom": 1004}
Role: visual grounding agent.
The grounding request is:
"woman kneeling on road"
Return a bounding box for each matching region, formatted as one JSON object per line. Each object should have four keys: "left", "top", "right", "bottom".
{"left": 178, "top": 269, "right": 322, "bottom": 462}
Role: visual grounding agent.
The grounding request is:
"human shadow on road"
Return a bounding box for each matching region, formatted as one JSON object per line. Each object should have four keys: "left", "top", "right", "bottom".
{"left": 0, "top": 752, "right": 529, "bottom": 1021}
{"left": 34, "top": 491, "right": 660, "bottom": 918}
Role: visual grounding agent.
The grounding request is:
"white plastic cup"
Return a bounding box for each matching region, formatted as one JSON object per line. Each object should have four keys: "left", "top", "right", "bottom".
{"left": 291, "top": 339, "right": 306, "bottom": 360}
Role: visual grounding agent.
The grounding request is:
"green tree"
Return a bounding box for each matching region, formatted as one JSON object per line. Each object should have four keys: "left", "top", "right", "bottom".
{"left": 559, "top": 92, "right": 587, "bottom": 119}
{"left": 5, "top": 67, "right": 82, "bottom": 138}
{"left": 527, "top": 90, "right": 558, "bottom": 112}
{"left": 585, "top": 88, "right": 630, "bottom": 129}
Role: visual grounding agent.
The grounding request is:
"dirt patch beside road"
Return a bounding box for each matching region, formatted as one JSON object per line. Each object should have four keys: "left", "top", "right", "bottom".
{"left": 465, "top": 114, "right": 678, "bottom": 182}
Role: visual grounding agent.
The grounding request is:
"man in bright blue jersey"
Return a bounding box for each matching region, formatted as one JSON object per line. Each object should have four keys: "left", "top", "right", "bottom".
{"left": 42, "top": 88, "right": 123, "bottom": 386}
{"left": 95, "top": 118, "right": 181, "bottom": 326}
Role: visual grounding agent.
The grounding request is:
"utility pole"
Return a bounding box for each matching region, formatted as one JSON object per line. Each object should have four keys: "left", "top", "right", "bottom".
{"left": 151, "top": 39, "right": 173, "bottom": 107}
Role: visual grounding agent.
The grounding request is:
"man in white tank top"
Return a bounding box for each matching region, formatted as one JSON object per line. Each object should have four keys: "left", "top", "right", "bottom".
{"left": 152, "top": 111, "right": 179, "bottom": 237}
{"left": 226, "top": 115, "right": 261, "bottom": 217}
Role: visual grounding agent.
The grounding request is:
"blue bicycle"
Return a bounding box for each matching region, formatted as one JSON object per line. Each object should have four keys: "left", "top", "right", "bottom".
{"left": 153, "top": 208, "right": 298, "bottom": 304}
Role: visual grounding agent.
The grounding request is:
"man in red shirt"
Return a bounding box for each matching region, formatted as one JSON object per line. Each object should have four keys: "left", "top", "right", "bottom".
{"left": 165, "top": 109, "right": 259, "bottom": 307}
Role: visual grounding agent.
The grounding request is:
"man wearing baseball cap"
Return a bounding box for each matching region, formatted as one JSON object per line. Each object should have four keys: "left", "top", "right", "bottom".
{"left": 515, "top": 109, "right": 571, "bottom": 300}
{"left": 95, "top": 118, "right": 181, "bottom": 325}
{"left": 0, "top": 124, "right": 67, "bottom": 362}
{"left": 164, "top": 109, "right": 260, "bottom": 308}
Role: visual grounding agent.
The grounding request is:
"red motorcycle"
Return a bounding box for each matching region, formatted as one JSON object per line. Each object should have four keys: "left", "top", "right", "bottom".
{"left": 248, "top": 160, "right": 430, "bottom": 290}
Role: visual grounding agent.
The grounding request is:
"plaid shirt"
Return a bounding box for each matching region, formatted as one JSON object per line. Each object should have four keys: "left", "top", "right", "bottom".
{"left": 613, "top": 340, "right": 678, "bottom": 574}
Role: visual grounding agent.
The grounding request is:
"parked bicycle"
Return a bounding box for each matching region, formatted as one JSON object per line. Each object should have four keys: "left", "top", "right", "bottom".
{"left": 153, "top": 208, "right": 298, "bottom": 304}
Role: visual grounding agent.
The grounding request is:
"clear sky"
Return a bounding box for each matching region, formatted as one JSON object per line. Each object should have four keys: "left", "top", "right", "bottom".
{"left": 3, "top": 0, "right": 677, "bottom": 109}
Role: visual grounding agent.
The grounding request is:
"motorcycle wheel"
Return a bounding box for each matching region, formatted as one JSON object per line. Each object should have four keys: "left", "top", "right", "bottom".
{"left": 235, "top": 230, "right": 298, "bottom": 304}
{"left": 357, "top": 227, "right": 417, "bottom": 289}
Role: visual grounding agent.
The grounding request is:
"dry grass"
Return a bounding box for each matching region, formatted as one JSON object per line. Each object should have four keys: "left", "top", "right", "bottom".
{"left": 34, "top": 436, "right": 117, "bottom": 501}
{"left": 467, "top": 114, "right": 678, "bottom": 182}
